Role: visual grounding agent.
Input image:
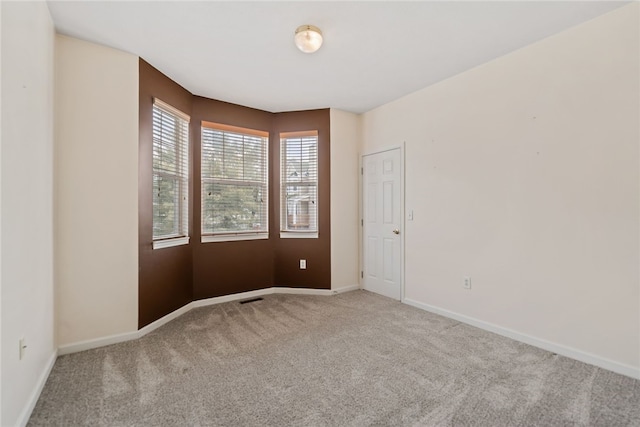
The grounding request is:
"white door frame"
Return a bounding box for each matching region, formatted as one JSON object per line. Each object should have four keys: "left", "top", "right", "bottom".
{"left": 359, "top": 143, "right": 405, "bottom": 302}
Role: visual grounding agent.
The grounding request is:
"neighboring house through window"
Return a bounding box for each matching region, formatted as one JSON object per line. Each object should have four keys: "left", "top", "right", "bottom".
{"left": 280, "top": 131, "right": 319, "bottom": 238}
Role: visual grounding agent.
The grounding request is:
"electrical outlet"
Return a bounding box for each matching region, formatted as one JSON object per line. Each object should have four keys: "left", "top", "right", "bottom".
{"left": 463, "top": 277, "right": 471, "bottom": 289}
{"left": 300, "top": 259, "right": 307, "bottom": 269}
{"left": 19, "top": 338, "right": 26, "bottom": 360}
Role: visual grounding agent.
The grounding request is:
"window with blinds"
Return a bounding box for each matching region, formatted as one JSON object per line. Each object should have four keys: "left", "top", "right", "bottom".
{"left": 280, "top": 131, "right": 318, "bottom": 238}
{"left": 152, "top": 99, "right": 190, "bottom": 248}
{"left": 201, "top": 122, "right": 269, "bottom": 241}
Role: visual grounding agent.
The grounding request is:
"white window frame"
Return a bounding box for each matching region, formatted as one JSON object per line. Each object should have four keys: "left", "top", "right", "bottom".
{"left": 280, "top": 131, "right": 319, "bottom": 239}
{"left": 201, "top": 121, "right": 269, "bottom": 242}
{"left": 152, "top": 98, "right": 190, "bottom": 250}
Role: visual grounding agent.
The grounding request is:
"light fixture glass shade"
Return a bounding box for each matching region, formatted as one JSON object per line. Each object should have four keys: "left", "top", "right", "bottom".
{"left": 294, "top": 25, "right": 323, "bottom": 53}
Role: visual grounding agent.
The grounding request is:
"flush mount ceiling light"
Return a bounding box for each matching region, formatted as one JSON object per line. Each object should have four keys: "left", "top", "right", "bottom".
{"left": 294, "top": 25, "right": 323, "bottom": 53}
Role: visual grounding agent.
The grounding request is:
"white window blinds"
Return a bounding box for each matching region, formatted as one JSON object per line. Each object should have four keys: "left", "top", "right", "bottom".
{"left": 152, "top": 99, "right": 190, "bottom": 243}
{"left": 280, "top": 131, "right": 318, "bottom": 236}
{"left": 201, "top": 122, "right": 269, "bottom": 240}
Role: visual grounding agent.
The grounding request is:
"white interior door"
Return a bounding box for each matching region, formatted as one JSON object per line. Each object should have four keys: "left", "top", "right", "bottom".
{"left": 362, "top": 148, "right": 402, "bottom": 300}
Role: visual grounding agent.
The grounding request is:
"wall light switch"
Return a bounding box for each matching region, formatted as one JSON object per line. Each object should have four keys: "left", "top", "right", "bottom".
{"left": 300, "top": 259, "right": 307, "bottom": 269}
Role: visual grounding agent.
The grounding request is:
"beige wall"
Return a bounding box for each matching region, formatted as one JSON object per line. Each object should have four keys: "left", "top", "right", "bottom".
{"left": 330, "top": 109, "right": 360, "bottom": 289}
{"left": 1, "top": 2, "right": 55, "bottom": 425}
{"left": 361, "top": 4, "right": 639, "bottom": 373}
{"left": 55, "top": 35, "right": 139, "bottom": 346}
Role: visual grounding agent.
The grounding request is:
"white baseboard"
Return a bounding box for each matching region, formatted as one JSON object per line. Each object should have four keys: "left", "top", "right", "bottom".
{"left": 137, "top": 302, "right": 194, "bottom": 336}
{"left": 192, "top": 288, "right": 275, "bottom": 308}
{"left": 265, "top": 284, "right": 359, "bottom": 296}
{"left": 331, "top": 284, "right": 360, "bottom": 294}
{"left": 183, "top": 285, "right": 358, "bottom": 308}
{"left": 403, "top": 298, "right": 640, "bottom": 380}
{"left": 58, "top": 330, "right": 140, "bottom": 356}
{"left": 59, "top": 286, "right": 359, "bottom": 356}
{"left": 272, "top": 287, "right": 332, "bottom": 295}
{"left": 17, "top": 349, "right": 58, "bottom": 427}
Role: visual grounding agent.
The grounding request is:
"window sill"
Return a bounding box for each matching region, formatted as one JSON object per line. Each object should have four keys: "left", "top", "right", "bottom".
{"left": 280, "top": 232, "right": 318, "bottom": 239}
{"left": 153, "top": 236, "right": 190, "bottom": 250}
{"left": 202, "top": 233, "right": 269, "bottom": 243}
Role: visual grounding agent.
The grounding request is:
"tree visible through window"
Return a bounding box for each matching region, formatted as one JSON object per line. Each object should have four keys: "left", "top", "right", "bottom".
{"left": 152, "top": 99, "right": 189, "bottom": 242}
{"left": 201, "top": 122, "right": 269, "bottom": 239}
{"left": 280, "top": 131, "right": 318, "bottom": 236}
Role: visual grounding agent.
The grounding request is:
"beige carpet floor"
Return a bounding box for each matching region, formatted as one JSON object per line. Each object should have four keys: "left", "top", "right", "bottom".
{"left": 29, "top": 290, "right": 640, "bottom": 426}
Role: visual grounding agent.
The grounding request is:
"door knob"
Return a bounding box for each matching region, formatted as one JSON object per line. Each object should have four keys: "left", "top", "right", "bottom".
{"left": 393, "top": 229, "right": 400, "bottom": 235}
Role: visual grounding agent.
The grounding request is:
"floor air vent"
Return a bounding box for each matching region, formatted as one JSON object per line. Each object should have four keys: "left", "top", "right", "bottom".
{"left": 239, "top": 297, "right": 264, "bottom": 304}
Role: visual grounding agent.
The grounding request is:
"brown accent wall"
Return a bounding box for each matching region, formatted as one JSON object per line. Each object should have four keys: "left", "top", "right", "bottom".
{"left": 273, "top": 110, "right": 331, "bottom": 289}
{"left": 139, "top": 60, "right": 331, "bottom": 326}
{"left": 139, "top": 60, "right": 193, "bottom": 328}
{"left": 191, "top": 97, "right": 275, "bottom": 299}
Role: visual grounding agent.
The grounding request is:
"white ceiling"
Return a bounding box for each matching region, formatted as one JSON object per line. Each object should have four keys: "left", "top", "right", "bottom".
{"left": 47, "top": 1, "right": 627, "bottom": 114}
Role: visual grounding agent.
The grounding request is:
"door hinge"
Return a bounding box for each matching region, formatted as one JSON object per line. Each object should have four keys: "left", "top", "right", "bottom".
{"left": 361, "top": 167, "right": 363, "bottom": 175}
{"left": 361, "top": 219, "right": 363, "bottom": 226}
{"left": 361, "top": 271, "right": 364, "bottom": 278}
